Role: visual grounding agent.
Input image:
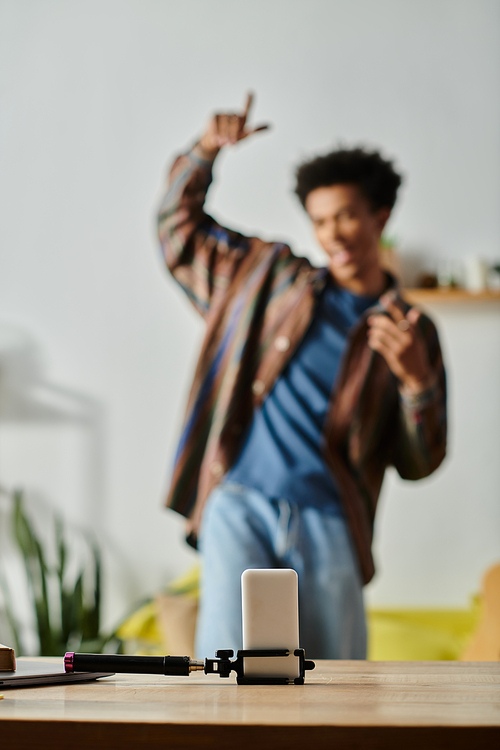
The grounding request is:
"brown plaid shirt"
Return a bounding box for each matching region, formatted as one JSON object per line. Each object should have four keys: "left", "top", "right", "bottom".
{"left": 157, "top": 144, "right": 447, "bottom": 584}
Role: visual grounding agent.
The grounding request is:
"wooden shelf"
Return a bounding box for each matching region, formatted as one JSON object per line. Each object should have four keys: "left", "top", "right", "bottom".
{"left": 403, "top": 288, "right": 500, "bottom": 305}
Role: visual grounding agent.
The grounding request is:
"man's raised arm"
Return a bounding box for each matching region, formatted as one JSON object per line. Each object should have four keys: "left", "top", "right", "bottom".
{"left": 157, "top": 94, "right": 269, "bottom": 316}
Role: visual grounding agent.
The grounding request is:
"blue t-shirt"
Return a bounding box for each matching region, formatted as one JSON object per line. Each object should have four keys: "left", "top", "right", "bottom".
{"left": 226, "top": 279, "right": 377, "bottom": 511}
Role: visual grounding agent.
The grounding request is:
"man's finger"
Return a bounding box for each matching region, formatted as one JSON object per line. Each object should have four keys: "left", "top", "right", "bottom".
{"left": 381, "top": 297, "right": 406, "bottom": 324}
{"left": 227, "top": 114, "right": 240, "bottom": 144}
{"left": 369, "top": 328, "right": 400, "bottom": 353}
{"left": 368, "top": 314, "right": 407, "bottom": 344}
{"left": 368, "top": 334, "right": 399, "bottom": 368}
{"left": 214, "top": 113, "right": 229, "bottom": 145}
{"left": 246, "top": 123, "right": 271, "bottom": 136}
{"left": 407, "top": 307, "right": 421, "bottom": 326}
{"left": 238, "top": 124, "right": 271, "bottom": 141}
{"left": 242, "top": 92, "right": 254, "bottom": 121}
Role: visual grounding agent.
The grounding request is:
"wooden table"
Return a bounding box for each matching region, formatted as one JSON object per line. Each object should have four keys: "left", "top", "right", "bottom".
{"left": 1, "top": 658, "right": 499, "bottom": 749}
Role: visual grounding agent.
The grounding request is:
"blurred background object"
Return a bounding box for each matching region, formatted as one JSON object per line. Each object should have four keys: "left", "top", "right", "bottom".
{"left": 437, "top": 259, "right": 461, "bottom": 289}
{"left": 379, "top": 235, "right": 402, "bottom": 280}
{"left": 0, "top": 487, "right": 120, "bottom": 656}
{"left": 461, "top": 562, "right": 500, "bottom": 661}
{"left": 463, "top": 257, "right": 489, "bottom": 292}
{"left": 488, "top": 264, "right": 500, "bottom": 290}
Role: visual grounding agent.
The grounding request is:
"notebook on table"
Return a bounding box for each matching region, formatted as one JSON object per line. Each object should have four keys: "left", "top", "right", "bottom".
{"left": 0, "top": 659, "right": 114, "bottom": 689}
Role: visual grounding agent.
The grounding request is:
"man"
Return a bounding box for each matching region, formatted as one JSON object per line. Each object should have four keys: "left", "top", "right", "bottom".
{"left": 157, "top": 94, "right": 446, "bottom": 660}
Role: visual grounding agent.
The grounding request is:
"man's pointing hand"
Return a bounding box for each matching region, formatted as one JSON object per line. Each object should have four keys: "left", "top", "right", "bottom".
{"left": 199, "top": 93, "right": 270, "bottom": 156}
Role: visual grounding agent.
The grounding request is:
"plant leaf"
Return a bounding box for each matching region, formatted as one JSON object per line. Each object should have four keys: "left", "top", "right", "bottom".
{"left": 0, "top": 564, "right": 24, "bottom": 655}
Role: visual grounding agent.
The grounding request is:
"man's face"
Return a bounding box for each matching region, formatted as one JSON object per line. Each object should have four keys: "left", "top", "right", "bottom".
{"left": 305, "top": 184, "right": 390, "bottom": 288}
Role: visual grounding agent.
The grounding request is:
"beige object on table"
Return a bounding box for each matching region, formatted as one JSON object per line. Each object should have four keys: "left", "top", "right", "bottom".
{"left": 461, "top": 562, "right": 500, "bottom": 661}
{"left": 0, "top": 644, "right": 15, "bottom": 672}
{"left": 155, "top": 593, "right": 198, "bottom": 657}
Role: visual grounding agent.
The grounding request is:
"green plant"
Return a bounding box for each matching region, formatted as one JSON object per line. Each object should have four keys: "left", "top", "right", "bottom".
{"left": 380, "top": 234, "right": 398, "bottom": 250}
{"left": 0, "top": 488, "right": 119, "bottom": 656}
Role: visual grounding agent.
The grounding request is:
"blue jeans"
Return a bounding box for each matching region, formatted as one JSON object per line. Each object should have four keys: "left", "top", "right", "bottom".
{"left": 195, "top": 483, "right": 366, "bottom": 660}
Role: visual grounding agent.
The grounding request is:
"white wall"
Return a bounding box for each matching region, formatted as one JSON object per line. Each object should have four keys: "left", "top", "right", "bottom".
{"left": 1, "top": 0, "right": 499, "bottom": 635}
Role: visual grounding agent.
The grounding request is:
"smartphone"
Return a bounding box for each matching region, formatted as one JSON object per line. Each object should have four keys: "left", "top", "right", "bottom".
{"left": 241, "top": 568, "right": 300, "bottom": 679}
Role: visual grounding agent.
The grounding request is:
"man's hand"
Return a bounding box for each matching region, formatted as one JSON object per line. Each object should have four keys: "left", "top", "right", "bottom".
{"left": 367, "top": 296, "right": 434, "bottom": 394}
{"left": 198, "top": 93, "right": 270, "bottom": 158}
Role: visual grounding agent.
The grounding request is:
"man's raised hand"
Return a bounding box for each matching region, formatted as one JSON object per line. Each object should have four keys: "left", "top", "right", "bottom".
{"left": 199, "top": 93, "right": 270, "bottom": 156}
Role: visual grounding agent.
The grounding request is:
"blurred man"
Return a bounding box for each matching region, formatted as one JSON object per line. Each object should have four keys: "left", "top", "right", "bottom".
{"left": 157, "top": 94, "right": 446, "bottom": 659}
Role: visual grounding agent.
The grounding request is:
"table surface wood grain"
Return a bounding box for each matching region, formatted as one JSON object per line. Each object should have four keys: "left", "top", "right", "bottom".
{"left": 1, "top": 658, "right": 499, "bottom": 749}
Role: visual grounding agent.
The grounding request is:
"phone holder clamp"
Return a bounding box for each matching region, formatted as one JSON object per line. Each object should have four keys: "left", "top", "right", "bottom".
{"left": 204, "top": 648, "right": 315, "bottom": 685}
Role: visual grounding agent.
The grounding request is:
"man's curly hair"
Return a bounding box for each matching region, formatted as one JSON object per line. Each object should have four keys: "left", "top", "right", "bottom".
{"left": 295, "top": 147, "right": 402, "bottom": 212}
